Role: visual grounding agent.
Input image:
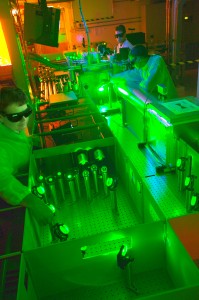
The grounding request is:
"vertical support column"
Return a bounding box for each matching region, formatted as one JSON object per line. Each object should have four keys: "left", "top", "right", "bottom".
{"left": 197, "top": 62, "right": 199, "bottom": 99}
{"left": 171, "top": 0, "right": 186, "bottom": 64}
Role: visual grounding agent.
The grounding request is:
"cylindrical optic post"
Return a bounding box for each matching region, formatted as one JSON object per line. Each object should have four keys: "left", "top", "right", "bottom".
{"left": 101, "top": 166, "right": 108, "bottom": 196}
{"left": 107, "top": 177, "right": 119, "bottom": 213}
{"left": 66, "top": 174, "right": 77, "bottom": 203}
{"left": 56, "top": 171, "right": 65, "bottom": 202}
{"left": 91, "top": 164, "right": 99, "bottom": 194}
{"left": 44, "top": 81, "right": 48, "bottom": 101}
{"left": 45, "top": 176, "right": 59, "bottom": 208}
{"left": 82, "top": 169, "right": 92, "bottom": 202}
{"left": 52, "top": 80, "right": 57, "bottom": 94}
{"left": 48, "top": 81, "right": 52, "bottom": 96}
{"left": 73, "top": 168, "right": 81, "bottom": 199}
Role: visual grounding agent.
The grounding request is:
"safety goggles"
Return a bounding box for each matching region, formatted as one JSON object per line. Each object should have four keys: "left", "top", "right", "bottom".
{"left": 2, "top": 105, "right": 32, "bottom": 122}
{"left": 115, "top": 33, "right": 124, "bottom": 38}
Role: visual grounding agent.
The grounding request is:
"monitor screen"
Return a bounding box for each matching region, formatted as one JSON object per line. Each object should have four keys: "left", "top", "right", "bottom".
{"left": 126, "top": 32, "right": 145, "bottom": 45}
{"left": 24, "top": 3, "right": 61, "bottom": 47}
{"left": 119, "top": 48, "right": 130, "bottom": 60}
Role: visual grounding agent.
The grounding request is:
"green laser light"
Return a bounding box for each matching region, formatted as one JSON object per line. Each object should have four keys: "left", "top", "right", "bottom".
{"left": 191, "top": 195, "right": 197, "bottom": 207}
{"left": 118, "top": 87, "right": 129, "bottom": 96}
{"left": 48, "top": 204, "right": 56, "bottom": 214}
{"left": 59, "top": 224, "right": 70, "bottom": 235}
{"left": 98, "top": 86, "right": 105, "bottom": 92}
{"left": 121, "top": 245, "right": 128, "bottom": 257}
{"left": 36, "top": 186, "right": 45, "bottom": 195}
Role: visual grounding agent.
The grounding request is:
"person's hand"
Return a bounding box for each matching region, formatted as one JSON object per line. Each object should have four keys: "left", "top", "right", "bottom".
{"left": 21, "top": 193, "right": 55, "bottom": 225}
{"left": 30, "top": 200, "right": 55, "bottom": 225}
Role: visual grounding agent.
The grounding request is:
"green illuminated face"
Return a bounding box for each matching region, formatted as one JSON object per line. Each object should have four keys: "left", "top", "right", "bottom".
{"left": 128, "top": 54, "right": 138, "bottom": 66}
{"left": 128, "top": 54, "right": 148, "bottom": 69}
{"left": 0, "top": 103, "right": 29, "bottom": 132}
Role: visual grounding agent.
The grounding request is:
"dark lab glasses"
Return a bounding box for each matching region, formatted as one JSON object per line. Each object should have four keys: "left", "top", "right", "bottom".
{"left": 115, "top": 33, "right": 124, "bottom": 38}
{"left": 2, "top": 105, "right": 32, "bottom": 122}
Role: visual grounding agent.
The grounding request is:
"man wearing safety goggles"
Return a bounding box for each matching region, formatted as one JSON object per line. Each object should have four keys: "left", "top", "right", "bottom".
{"left": 115, "top": 24, "right": 134, "bottom": 54}
{"left": 111, "top": 44, "right": 177, "bottom": 100}
{"left": 0, "top": 86, "right": 54, "bottom": 225}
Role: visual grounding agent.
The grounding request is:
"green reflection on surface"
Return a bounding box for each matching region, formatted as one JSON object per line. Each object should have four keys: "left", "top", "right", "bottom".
{"left": 37, "top": 186, "right": 45, "bottom": 195}
{"left": 98, "top": 86, "right": 104, "bottom": 92}
{"left": 122, "top": 244, "right": 128, "bottom": 256}
{"left": 60, "top": 224, "right": 70, "bottom": 235}
{"left": 118, "top": 87, "right": 129, "bottom": 96}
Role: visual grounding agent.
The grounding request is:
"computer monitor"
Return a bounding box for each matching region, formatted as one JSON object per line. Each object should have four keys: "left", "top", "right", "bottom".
{"left": 119, "top": 48, "right": 130, "bottom": 60}
{"left": 126, "top": 32, "right": 145, "bottom": 45}
{"left": 24, "top": 3, "right": 61, "bottom": 47}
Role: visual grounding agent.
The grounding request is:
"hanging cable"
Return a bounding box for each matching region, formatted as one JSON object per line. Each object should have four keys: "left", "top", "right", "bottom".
{"left": 78, "top": 0, "right": 91, "bottom": 59}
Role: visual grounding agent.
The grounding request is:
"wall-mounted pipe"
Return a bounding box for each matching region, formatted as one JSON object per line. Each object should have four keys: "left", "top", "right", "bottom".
{"left": 166, "top": 0, "right": 171, "bottom": 63}
{"left": 170, "top": 0, "right": 186, "bottom": 64}
{"left": 78, "top": 0, "right": 91, "bottom": 59}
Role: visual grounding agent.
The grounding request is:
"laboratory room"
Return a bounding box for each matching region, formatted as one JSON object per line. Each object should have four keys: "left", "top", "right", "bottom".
{"left": 0, "top": 0, "right": 199, "bottom": 299}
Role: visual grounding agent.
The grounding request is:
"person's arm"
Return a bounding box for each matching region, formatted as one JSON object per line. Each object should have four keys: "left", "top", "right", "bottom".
{"left": 110, "top": 68, "right": 140, "bottom": 86}
{"left": 139, "top": 56, "right": 163, "bottom": 93}
{"left": 0, "top": 148, "right": 30, "bottom": 204}
{"left": 0, "top": 149, "right": 54, "bottom": 225}
{"left": 21, "top": 193, "right": 54, "bottom": 225}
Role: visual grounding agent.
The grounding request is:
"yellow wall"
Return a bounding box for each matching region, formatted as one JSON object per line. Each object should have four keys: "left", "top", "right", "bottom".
{"left": 1, "top": 1, "right": 160, "bottom": 57}
{"left": 0, "top": 22, "right": 11, "bottom": 65}
{"left": 71, "top": 0, "right": 146, "bottom": 52}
